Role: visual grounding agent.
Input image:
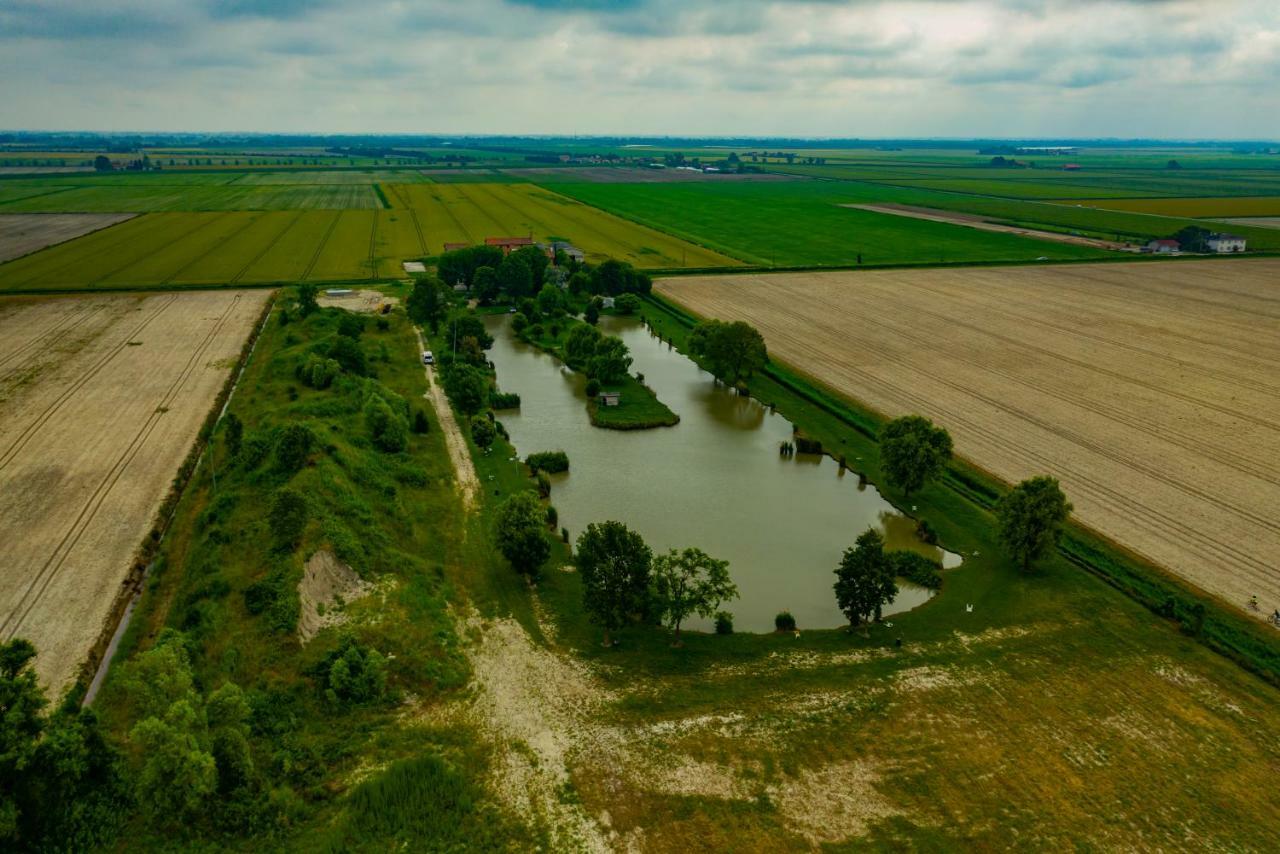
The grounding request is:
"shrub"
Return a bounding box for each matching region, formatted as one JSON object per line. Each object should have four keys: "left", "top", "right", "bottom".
{"left": 511, "top": 312, "right": 529, "bottom": 334}
{"left": 585, "top": 378, "right": 601, "bottom": 398}
{"left": 545, "top": 505, "right": 558, "bottom": 528}
{"left": 535, "top": 471, "right": 551, "bottom": 498}
{"left": 297, "top": 354, "right": 340, "bottom": 390}
{"left": 774, "top": 611, "right": 796, "bottom": 632}
{"left": 412, "top": 409, "right": 430, "bottom": 434}
{"left": 916, "top": 518, "right": 938, "bottom": 545}
{"left": 715, "top": 612, "right": 734, "bottom": 635}
{"left": 268, "top": 489, "right": 308, "bottom": 551}
{"left": 470, "top": 416, "right": 495, "bottom": 449}
{"left": 615, "top": 293, "right": 641, "bottom": 314}
{"left": 494, "top": 492, "right": 550, "bottom": 580}
{"left": 490, "top": 390, "right": 521, "bottom": 410}
{"left": 337, "top": 314, "right": 364, "bottom": 340}
{"left": 375, "top": 317, "right": 390, "bottom": 332}
{"left": 365, "top": 396, "right": 408, "bottom": 453}
{"left": 889, "top": 551, "right": 942, "bottom": 590}
{"left": 327, "top": 336, "right": 368, "bottom": 376}
{"left": 275, "top": 424, "right": 314, "bottom": 472}
{"left": 240, "top": 432, "right": 274, "bottom": 470}
{"left": 525, "top": 450, "right": 569, "bottom": 474}
{"left": 313, "top": 635, "right": 387, "bottom": 706}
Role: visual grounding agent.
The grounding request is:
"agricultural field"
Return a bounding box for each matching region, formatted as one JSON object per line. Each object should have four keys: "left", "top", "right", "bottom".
{"left": 544, "top": 181, "right": 1112, "bottom": 266}
{"left": 0, "top": 180, "right": 382, "bottom": 212}
{"left": 1059, "top": 196, "right": 1280, "bottom": 218}
{"left": 388, "top": 181, "right": 738, "bottom": 267}
{"left": 0, "top": 213, "right": 135, "bottom": 263}
{"left": 0, "top": 210, "right": 425, "bottom": 289}
{"left": 656, "top": 259, "right": 1280, "bottom": 615}
{"left": 0, "top": 289, "right": 270, "bottom": 694}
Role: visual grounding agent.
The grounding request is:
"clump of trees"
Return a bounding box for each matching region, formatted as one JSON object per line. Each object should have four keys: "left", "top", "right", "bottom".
{"left": 495, "top": 492, "right": 551, "bottom": 582}
{"left": 311, "top": 634, "right": 387, "bottom": 707}
{"left": 688, "top": 319, "right": 767, "bottom": 386}
{"left": 268, "top": 488, "right": 308, "bottom": 551}
{"left": 1, "top": 639, "right": 129, "bottom": 852}
{"left": 997, "top": 476, "right": 1072, "bottom": 571}
{"left": 563, "top": 325, "right": 632, "bottom": 384}
{"left": 440, "top": 363, "right": 489, "bottom": 416}
{"left": 879, "top": 415, "right": 953, "bottom": 495}
{"left": 525, "top": 450, "right": 569, "bottom": 474}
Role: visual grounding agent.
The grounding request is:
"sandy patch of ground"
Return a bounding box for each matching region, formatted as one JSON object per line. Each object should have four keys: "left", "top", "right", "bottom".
{"left": 1222, "top": 216, "right": 1280, "bottom": 229}
{"left": 845, "top": 203, "right": 1132, "bottom": 250}
{"left": 658, "top": 259, "right": 1280, "bottom": 616}
{"left": 316, "top": 288, "right": 398, "bottom": 313}
{"left": 0, "top": 290, "right": 270, "bottom": 694}
{"left": 0, "top": 213, "right": 136, "bottom": 264}
{"left": 297, "top": 549, "right": 374, "bottom": 643}
{"left": 414, "top": 325, "right": 478, "bottom": 510}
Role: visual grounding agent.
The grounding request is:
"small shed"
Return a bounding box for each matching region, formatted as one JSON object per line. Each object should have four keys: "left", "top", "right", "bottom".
{"left": 597, "top": 391, "right": 621, "bottom": 407}
{"left": 402, "top": 261, "right": 426, "bottom": 274}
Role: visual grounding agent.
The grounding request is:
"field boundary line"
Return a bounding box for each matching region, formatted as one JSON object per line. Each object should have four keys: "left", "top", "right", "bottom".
{"left": 90, "top": 213, "right": 230, "bottom": 287}
{"left": 163, "top": 211, "right": 266, "bottom": 284}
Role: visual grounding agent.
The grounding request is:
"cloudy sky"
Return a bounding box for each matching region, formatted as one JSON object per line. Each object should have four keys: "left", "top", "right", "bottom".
{"left": 1, "top": 0, "right": 1276, "bottom": 138}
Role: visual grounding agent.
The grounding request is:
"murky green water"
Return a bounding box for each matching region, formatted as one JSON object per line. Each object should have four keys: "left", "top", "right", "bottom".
{"left": 484, "top": 314, "right": 960, "bottom": 633}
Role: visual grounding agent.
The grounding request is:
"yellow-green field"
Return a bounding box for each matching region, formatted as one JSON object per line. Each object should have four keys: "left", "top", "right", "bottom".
{"left": 1058, "top": 196, "right": 1280, "bottom": 218}
{"left": 388, "top": 182, "right": 738, "bottom": 268}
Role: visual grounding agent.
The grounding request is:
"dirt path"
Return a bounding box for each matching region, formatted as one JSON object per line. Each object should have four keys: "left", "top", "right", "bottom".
{"left": 845, "top": 203, "right": 1133, "bottom": 251}
{"left": 413, "top": 326, "right": 478, "bottom": 510}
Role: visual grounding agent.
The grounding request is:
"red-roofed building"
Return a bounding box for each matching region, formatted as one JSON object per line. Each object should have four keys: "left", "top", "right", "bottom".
{"left": 1063, "top": 163, "right": 1082, "bottom": 171}
{"left": 484, "top": 236, "right": 534, "bottom": 254}
{"left": 443, "top": 242, "right": 470, "bottom": 253}
{"left": 1145, "top": 239, "right": 1180, "bottom": 254}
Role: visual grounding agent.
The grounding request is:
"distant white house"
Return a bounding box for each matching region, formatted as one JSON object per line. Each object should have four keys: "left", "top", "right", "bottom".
{"left": 1145, "top": 239, "right": 1180, "bottom": 254}
{"left": 1207, "top": 233, "right": 1247, "bottom": 253}
{"left": 600, "top": 296, "right": 616, "bottom": 309}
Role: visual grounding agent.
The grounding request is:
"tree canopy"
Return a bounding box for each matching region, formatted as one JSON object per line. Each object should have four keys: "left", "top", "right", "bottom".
{"left": 879, "top": 415, "right": 953, "bottom": 495}
{"left": 576, "top": 521, "right": 653, "bottom": 646}
{"left": 495, "top": 492, "right": 550, "bottom": 580}
{"left": 833, "top": 529, "right": 898, "bottom": 628}
{"left": 996, "top": 476, "right": 1073, "bottom": 571}
{"left": 650, "top": 547, "right": 737, "bottom": 645}
{"left": 406, "top": 276, "right": 448, "bottom": 333}
{"left": 688, "top": 320, "right": 767, "bottom": 386}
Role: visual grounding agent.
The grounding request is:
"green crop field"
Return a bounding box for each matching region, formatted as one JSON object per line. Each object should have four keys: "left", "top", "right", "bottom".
{"left": 388, "top": 182, "right": 739, "bottom": 267}
{"left": 1058, "top": 196, "right": 1280, "bottom": 218}
{"left": 0, "top": 181, "right": 382, "bottom": 212}
{"left": 541, "top": 181, "right": 1112, "bottom": 266}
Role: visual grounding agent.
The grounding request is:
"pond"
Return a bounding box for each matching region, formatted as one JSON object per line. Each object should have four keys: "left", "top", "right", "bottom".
{"left": 484, "top": 314, "right": 960, "bottom": 633}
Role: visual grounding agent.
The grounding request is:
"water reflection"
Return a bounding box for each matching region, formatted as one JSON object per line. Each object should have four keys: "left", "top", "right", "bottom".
{"left": 485, "top": 314, "right": 960, "bottom": 633}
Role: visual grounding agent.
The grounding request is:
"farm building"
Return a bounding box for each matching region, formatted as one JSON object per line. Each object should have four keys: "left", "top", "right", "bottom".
{"left": 485, "top": 236, "right": 534, "bottom": 254}
{"left": 1145, "top": 239, "right": 1180, "bottom": 254}
{"left": 443, "top": 242, "right": 469, "bottom": 253}
{"left": 1207, "top": 233, "right": 1247, "bottom": 253}
{"left": 1063, "top": 163, "right": 1082, "bottom": 171}
{"left": 551, "top": 241, "right": 585, "bottom": 263}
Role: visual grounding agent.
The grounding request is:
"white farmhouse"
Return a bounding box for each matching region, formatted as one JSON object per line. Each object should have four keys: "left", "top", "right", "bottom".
{"left": 1207, "top": 233, "right": 1247, "bottom": 253}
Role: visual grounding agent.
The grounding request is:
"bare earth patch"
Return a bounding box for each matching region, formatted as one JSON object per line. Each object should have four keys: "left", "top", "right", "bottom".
{"left": 316, "top": 288, "right": 399, "bottom": 313}
{"left": 297, "top": 549, "right": 373, "bottom": 643}
{"left": 0, "top": 290, "right": 270, "bottom": 694}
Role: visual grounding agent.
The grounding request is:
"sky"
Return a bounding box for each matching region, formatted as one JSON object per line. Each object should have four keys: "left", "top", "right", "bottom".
{"left": 1, "top": 0, "right": 1277, "bottom": 138}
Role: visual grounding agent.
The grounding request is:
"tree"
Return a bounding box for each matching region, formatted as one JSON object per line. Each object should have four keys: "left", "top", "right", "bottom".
{"left": 471, "top": 416, "right": 495, "bottom": 449}
{"left": 512, "top": 245, "right": 550, "bottom": 288}
{"left": 365, "top": 395, "right": 408, "bottom": 452}
{"left": 833, "top": 529, "right": 898, "bottom": 629}
{"left": 879, "top": 415, "right": 953, "bottom": 496}
{"left": 651, "top": 548, "right": 737, "bottom": 645}
{"left": 1, "top": 639, "right": 45, "bottom": 846}
{"left": 587, "top": 336, "right": 632, "bottom": 383}
{"left": 688, "top": 320, "right": 767, "bottom": 385}
{"left": 296, "top": 283, "right": 318, "bottom": 317}
{"left": 576, "top": 522, "right": 653, "bottom": 646}
{"left": 564, "top": 324, "right": 602, "bottom": 368}
{"left": 93, "top": 155, "right": 112, "bottom": 172}
{"left": 1172, "top": 225, "right": 1211, "bottom": 252}
{"left": 472, "top": 266, "right": 499, "bottom": 304}
{"left": 997, "top": 476, "right": 1072, "bottom": 571}
{"left": 536, "top": 283, "right": 563, "bottom": 317}
{"left": 495, "top": 493, "right": 550, "bottom": 581}
{"left": 583, "top": 300, "right": 600, "bottom": 325}
{"left": 614, "top": 293, "right": 641, "bottom": 315}
{"left": 440, "top": 363, "right": 488, "bottom": 416}
{"left": 446, "top": 313, "right": 494, "bottom": 351}
{"left": 327, "top": 335, "right": 368, "bottom": 376}
{"left": 337, "top": 313, "right": 364, "bottom": 340}
{"left": 496, "top": 253, "right": 534, "bottom": 300}
{"left": 268, "top": 488, "right": 308, "bottom": 550}
{"left": 406, "top": 276, "right": 447, "bottom": 333}
{"left": 224, "top": 412, "right": 243, "bottom": 458}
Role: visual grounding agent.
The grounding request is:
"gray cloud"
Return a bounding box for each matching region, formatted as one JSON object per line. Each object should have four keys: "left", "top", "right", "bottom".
{"left": 0, "top": 0, "right": 1275, "bottom": 137}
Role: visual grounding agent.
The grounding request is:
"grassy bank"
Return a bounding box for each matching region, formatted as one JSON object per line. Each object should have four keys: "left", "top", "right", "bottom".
{"left": 93, "top": 296, "right": 540, "bottom": 849}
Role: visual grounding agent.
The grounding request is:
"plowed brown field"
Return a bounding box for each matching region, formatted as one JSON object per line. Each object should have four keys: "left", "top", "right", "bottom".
{"left": 657, "top": 259, "right": 1280, "bottom": 616}
{"left": 0, "top": 290, "right": 270, "bottom": 694}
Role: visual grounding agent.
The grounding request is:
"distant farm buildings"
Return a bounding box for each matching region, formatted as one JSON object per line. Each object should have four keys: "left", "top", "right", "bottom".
{"left": 1207, "top": 233, "right": 1247, "bottom": 253}
{"left": 1146, "top": 239, "right": 1180, "bottom": 254}
{"left": 484, "top": 236, "right": 535, "bottom": 253}
{"left": 441, "top": 237, "right": 585, "bottom": 264}
{"left": 1062, "top": 163, "right": 1083, "bottom": 171}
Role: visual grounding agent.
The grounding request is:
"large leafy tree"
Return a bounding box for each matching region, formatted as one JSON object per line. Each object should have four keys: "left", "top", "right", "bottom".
{"left": 1, "top": 639, "right": 45, "bottom": 846}
{"left": 496, "top": 253, "right": 534, "bottom": 300}
{"left": 440, "top": 363, "right": 488, "bottom": 416}
{"left": 997, "top": 476, "right": 1073, "bottom": 571}
{"left": 688, "top": 320, "right": 767, "bottom": 386}
{"left": 650, "top": 548, "right": 738, "bottom": 645}
{"left": 833, "top": 529, "right": 898, "bottom": 629}
{"left": 576, "top": 522, "right": 653, "bottom": 646}
{"left": 296, "top": 282, "right": 318, "bottom": 317}
{"left": 495, "top": 492, "right": 550, "bottom": 581}
{"left": 587, "top": 336, "right": 632, "bottom": 384}
{"left": 406, "top": 276, "right": 448, "bottom": 333}
{"left": 879, "top": 415, "right": 953, "bottom": 496}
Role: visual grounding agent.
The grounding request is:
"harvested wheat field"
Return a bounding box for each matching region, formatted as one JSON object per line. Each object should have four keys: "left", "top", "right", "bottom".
{"left": 0, "top": 289, "right": 270, "bottom": 694}
{"left": 0, "top": 212, "right": 136, "bottom": 263}
{"left": 658, "top": 259, "right": 1280, "bottom": 615}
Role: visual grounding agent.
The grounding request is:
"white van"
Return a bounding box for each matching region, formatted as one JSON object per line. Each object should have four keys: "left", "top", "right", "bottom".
{"left": 422, "top": 350, "right": 434, "bottom": 365}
